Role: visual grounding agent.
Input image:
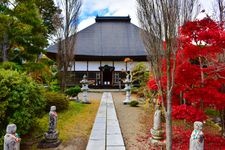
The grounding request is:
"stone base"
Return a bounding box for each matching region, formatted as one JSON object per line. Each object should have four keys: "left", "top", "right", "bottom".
{"left": 82, "top": 101, "right": 91, "bottom": 104}
{"left": 37, "top": 139, "right": 61, "bottom": 148}
{"left": 149, "top": 128, "right": 165, "bottom": 149}
{"left": 37, "top": 131, "right": 61, "bottom": 148}
{"left": 123, "top": 99, "right": 131, "bottom": 104}
{"left": 45, "top": 131, "right": 59, "bottom": 142}
{"left": 149, "top": 137, "right": 166, "bottom": 148}
{"left": 150, "top": 128, "right": 164, "bottom": 140}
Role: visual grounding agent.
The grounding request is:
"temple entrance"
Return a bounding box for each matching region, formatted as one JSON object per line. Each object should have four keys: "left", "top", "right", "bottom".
{"left": 99, "top": 65, "right": 115, "bottom": 87}
{"left": 103, "top": 69, "right": 112, "bottom": 85}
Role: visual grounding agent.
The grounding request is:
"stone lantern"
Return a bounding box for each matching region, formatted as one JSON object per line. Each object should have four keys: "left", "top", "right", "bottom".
{"left": 123, "top": 74, "right": 132, "bottom": 104}
{"left": 80, "top": 74, "right": 90, "bottom": 104}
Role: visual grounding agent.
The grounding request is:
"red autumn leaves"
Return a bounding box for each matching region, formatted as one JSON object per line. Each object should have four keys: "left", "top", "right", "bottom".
{"left": 148, "top": 18, "right": 225, "bottom": 122}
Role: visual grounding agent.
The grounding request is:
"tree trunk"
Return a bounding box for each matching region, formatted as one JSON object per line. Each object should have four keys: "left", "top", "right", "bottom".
{"left": 217, "top": 0, "right": 224, "bottom": 22}
{"left": 199, "top": 57, "right": 204, "bottom": 109}
{"left": 166, "top": 92, "right": 172, "bottom": 150}
{"left": 166, "top": 48, "right": 172, "bottom": 150}
{"left": 2, "top": 33, "right": 8, "bottom": 62}
{"left": 221, "top": 109, "right": 225, "bottom": 137}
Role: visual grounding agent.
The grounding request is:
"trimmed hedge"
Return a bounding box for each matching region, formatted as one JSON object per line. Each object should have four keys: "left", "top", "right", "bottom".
{"left": 65, "top": 86, "right": 81, "bottom": 97}
{"left": 44, "top": 91, "right": 69, "bottom": 112}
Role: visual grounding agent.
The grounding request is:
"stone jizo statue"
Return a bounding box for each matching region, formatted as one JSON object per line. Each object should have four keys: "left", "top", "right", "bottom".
{"left": 4, "top": 124, "right": 21, "bottom": 150}
{"left": 189, "top": 121, "right": 204, "bottom": 150}
{"left": 153, "top": 105, "right": 162, "bottom": 130}
{"left": 150, "top": 104, "right": 164, "bottom": 144}
{"left": 38, "top": 105, "right": 61, "bottom": 148}
{"left": 49, "top": 106, "right": 57, "bottom": 133}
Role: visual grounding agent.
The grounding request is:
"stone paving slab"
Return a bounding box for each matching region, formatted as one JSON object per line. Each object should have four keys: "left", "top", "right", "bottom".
{"left": 89, "top": 129, "right": 105, "bottom": 140}
{"left": 95, "top": 117, "right": 106, "bottom": 123}
{"left": 107, "top": 126, "right": 121, "bottom": 135}
{"left": 86, "top": 92, "right": 125, "bottom": 150}
{"left": 107, "top": 134, "right": 124, "bottom": 146}
{"left": 86, "top": 93, "right": 106, "bottom": 150}
{"left": 107, "top": 146, "right": 126, "bottom": 150}
{"left": 106, "top": 92, "right": 125, "bottom": 149}
{"left": 86, "top": 139, "right": 105, "bottom": 150}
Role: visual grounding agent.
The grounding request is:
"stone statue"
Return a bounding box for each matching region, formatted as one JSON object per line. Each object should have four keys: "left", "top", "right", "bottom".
{"left": 150, "top": 104, "right": 164, "bottom": 145}
{"left": 189, "top": 121, "right": 204, "bottom": 150}
{"left": 49, "top": 106, "right": 57, "bottom": 133}
{"left": 38, "top": 106, "right": 61, "bottom": 148}
{"left": 153, "top": 105, "right": 162, "bottom": 130}
{"left": 4, "top": 124, "right": 21, "bottom": 150}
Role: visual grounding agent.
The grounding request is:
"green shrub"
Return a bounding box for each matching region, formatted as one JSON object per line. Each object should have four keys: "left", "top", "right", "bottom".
{"left": 129, "top": 100, "right": 139, "bottom": 107}
{"left": 48, "top": 80, "right": 60, "bottom": 92}
{"left": 131, "top": 63, "right": 150, "bottom": 99}
{"left": 49, "top": 84, "right": 61, "bottom": 92}
{"left": 65, "top": 86, "right": 81, "bottom": 97}
{"left": 0, "top": 130, "right": 4, "bottom": 149}
{"left": 0, "top": 61, "right": 22, "bottom": 71}
{"left": 205, "top": 108, "right": 220, "bottom": 117}
{"left": 44, "top": 91, "right": 69, "bottom": 111}
{"left": 0, "top": 69, "right": 46, "bottom": 136}
{"left": 131, "top": 87, "right": 139, "bottom": 94}
{"left": 131, "top": 62, "right": 149, "bottom": 87}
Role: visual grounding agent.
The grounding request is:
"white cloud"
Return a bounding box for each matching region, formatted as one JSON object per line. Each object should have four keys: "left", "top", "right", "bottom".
{"left": 78, "top": 0, "right": 215, "bottom": 31}
{"left": 78, "top": 0, "right": 139, "bottom": 30}
{"left": 77, "top": 16, "right": 95, "bottom": 31}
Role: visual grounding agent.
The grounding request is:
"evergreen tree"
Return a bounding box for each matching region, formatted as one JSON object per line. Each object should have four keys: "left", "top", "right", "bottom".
{"left": 0, "top": 0, "right": 48, "bottom": 62}
{"left": 34, "top": 0, "right": 59, "bottom": 35}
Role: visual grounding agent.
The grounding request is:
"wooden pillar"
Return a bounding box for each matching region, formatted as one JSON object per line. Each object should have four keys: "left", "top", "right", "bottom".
{"left": 112, "top": 61, "right": 115, "bottom": 86}
{"left": 87, "top": 61, "right": 89, "bottom": 78}
{"left": 100, "top": 61, "right": 103, "bottom": 86}
{"left": 74, "top": 60, "right": 75, "bottom": 84}
{"left": 125, "top": 62, "right": 128, "bottom": 72}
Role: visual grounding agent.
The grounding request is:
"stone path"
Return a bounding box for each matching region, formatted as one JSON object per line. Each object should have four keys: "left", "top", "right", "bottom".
{"left": 86, "top": 92, "right": 125, "bottom": 150}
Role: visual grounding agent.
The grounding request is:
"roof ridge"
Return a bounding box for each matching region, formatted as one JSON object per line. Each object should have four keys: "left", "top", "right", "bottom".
{"left": 95, "top": 16, "right": 131, "bottom": 22}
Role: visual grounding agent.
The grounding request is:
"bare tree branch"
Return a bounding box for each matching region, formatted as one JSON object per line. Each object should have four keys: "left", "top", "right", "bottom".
{"left": 55, "top": 0, "right": 81, "bottom": 90}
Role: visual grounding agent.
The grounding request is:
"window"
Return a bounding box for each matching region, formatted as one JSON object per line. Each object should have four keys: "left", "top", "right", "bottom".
{"left": 114, "top": 72, "right": 120, "bottom": 83}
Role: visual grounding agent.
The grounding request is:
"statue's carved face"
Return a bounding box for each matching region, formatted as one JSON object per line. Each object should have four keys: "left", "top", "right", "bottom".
{"left": 6, "top": 124, "right": 17, "bottom": 134}
{"left": 194, "top": 121, "right": 203, "bottom": 130}
{"left": 50, "top": 106, "right": 56, "bottom": 111}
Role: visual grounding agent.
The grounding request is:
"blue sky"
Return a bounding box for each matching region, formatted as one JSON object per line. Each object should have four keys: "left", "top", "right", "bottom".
{"left": 77, "top": 0, "right": 215, "bottom": 31}
{"left": 78, "top": 0, "right": 137, "bottom": 31}
{"left": 79, "top": 8, "right": 111, "bottom": 22}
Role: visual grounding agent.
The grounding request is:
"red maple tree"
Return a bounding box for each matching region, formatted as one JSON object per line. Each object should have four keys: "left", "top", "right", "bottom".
{"left": 175, "top": 18, "right": 225, "bottom": 109}
{"left": 148, "top": 18, "right": 225, "bottom": 122}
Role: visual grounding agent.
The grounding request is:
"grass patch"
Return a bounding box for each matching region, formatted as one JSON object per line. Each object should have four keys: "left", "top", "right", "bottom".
{"left": 23, "top": 100, "right": 100, "bottom": 149}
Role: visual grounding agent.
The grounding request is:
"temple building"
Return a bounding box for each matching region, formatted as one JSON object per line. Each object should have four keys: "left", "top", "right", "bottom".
{"left": 46, "top": 16, "right": 147, "bottom": 88}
